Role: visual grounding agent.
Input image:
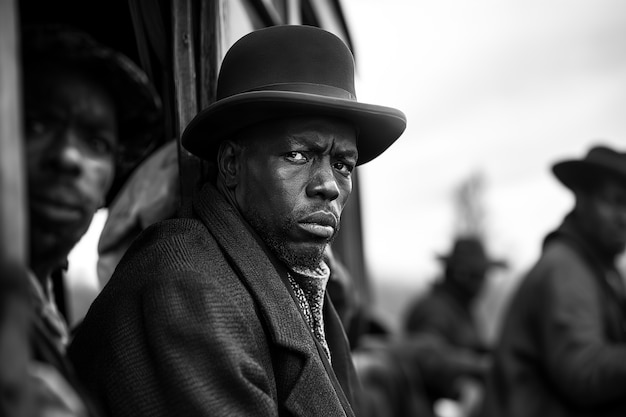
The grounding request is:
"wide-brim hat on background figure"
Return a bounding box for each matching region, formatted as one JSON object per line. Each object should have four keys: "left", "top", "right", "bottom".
{"left": 182, "top": 25, "right": 407, "bottom": 166}
{"left": 552, "top": 145, "right": 626, "bottom": 190}
{"left": 437, "top": 237, "right": 507, "bottom": 269}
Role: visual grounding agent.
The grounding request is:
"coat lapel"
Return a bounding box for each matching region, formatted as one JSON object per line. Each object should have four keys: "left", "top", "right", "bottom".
{"left": 193, "top": 183, "right": 352, "bottom": 416}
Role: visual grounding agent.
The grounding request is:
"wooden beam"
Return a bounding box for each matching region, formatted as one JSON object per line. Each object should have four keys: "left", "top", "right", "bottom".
{"left": 0, "top": 0, "right": 27, "bottom": 263}
{"left": 249, "top": 0, "right": 284, "bottom": 26}
{"left": 286, "top": 0, "right": 302, "bottom": 25}
{"left": 172, "top": 0, "right": 203, "bottom": 212}
{"left": 332, "top": 170, "right": 371, "bottom": 302}
{"left": 198, "top": 0, "right": 222, "bottom": 110}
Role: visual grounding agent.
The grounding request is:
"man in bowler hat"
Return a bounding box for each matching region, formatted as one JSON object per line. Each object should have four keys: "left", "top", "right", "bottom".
{"left": 69, "top": 25, "right": 406, "bottom": 416}
{"left": 484, "top": 145, "right": 626, "bottom": 417}
{"left": 403, "top": 236, "right": 506, "bottom": 416}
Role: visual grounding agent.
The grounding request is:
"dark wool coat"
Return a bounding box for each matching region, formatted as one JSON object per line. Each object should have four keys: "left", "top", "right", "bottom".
{"left": 30, "top": 296, "right": 104, "bottom": 417}
{"left": 68, "top": 183, "right": 361, "bottom": 417}
{"left": 403, "top": 282, "right": 490, "bottom": 403}
{"left": 484, "top": 213, "right": 626, "bottom": 417}
{"left": 404, "top": 281, "right": 486, "bottom": 352}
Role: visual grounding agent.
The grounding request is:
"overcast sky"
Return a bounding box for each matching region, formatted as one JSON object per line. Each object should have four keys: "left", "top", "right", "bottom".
{"left": 342, "top": 0, "right": 626, "bottom": 297}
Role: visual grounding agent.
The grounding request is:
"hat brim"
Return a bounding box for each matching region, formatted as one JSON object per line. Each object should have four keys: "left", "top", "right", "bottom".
{"left": 436, "top": 254, "right": 508, "bottom": 269}
{"left": 552, "top": 160, "right": 626, "bottom": 190}
{"left": 181, "top": 90, "right": 407, "bottom": 166}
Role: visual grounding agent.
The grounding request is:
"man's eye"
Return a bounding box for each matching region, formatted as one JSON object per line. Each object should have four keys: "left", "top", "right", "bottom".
{"left": 86, "top": 136, "right": 115, "bottom": 156}
{"left": 285, "top": 151, "right": 308, "bottom": 163}
{"left": 25, "top": 116, "right": 55, "bottom": 137}
{"left": 334, "top": 161, "right": 354, "bottom": 175}
{"left": 599, "top": 193, "right": 626, "bottom": 208}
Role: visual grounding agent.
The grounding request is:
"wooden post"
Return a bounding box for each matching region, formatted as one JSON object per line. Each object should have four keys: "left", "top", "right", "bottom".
{"left": 285, "top": 0, "right": 301, "bottom": 24}
{"left": 0, "top": 0, "right": 27, "bottom": 263}
{"left": 198, "top": 0, "right": 223, "bottom": 110}
{"left": 172, "top": 0, "right": 204, "bottom": 212}
{"left": 332, "top": 170, "right": 372, "bottom": 302}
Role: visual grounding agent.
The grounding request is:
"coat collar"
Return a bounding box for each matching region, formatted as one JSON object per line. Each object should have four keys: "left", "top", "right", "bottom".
{"left": 192, "top": 183, "right": 355, "bottom": 416}
{"left": 193, "top": 183, "right": 310, "bottom": 352}
{"left": 545, "top": 211, "right": 619, "bottom": 268}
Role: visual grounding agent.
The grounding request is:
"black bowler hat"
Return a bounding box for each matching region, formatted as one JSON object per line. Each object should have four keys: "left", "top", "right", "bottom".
{"left": 182, "top": 25, "right": 407, "bottom": 166}
{"left": 437, "top": 237, "right": 507, "bottom": 269}
{"left": 552, "top": 145, "right": 626, "bottom": 191}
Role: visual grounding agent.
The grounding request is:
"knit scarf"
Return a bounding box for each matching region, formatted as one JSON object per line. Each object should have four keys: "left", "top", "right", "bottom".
{"left": 287, "top": 262, "right": 331, "bottom": 361}
{"left": 27, "top": 270, "right": 70, "bottom": 352}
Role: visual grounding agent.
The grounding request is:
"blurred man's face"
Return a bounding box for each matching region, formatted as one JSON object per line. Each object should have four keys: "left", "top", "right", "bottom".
{"left": 233, "top": 117, "right": 357, "bottom": 270}
{"left": 448, "top": 262, "right": 489, "bottom": 300}
{"left": 24, "top": 64, "right": 118, "bottom": 275}
{"left": 578, "top": 177, "right": 626, "bottom": 256}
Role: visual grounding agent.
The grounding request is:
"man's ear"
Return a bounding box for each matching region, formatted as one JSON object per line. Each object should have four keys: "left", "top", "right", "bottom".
{"left": 217, "top": 140, "right": 242, "bottom": 188}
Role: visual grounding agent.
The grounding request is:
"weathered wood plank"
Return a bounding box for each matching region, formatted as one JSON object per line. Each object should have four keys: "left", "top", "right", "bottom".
{"left": 172, "top": 0, "right": 203, "bottom": 211}
{"left": 0, "top": 0, "right": 27, "bottom": 263}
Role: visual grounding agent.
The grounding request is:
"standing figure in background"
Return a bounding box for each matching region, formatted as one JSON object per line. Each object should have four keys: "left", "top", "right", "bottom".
{"left": 68, "top": 25, "right": 406, "bottom": 417}
{"left": 484, "top": 145, "right": 626, "bottom": 417}
{"left": 20, "top": 24, "right": 161, "bottom": 416}
{"left": 403, "top": 236, "right": 507, "bottom": 417}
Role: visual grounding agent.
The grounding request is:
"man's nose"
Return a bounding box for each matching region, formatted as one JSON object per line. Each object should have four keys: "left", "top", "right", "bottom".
{"left": 306, "top": 162, "right": 340, "bottom": 201}
{"left": 46, "top": 128, "right": 84, "bottom": 175}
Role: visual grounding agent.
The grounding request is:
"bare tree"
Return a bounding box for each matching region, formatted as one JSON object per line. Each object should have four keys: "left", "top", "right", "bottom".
{"left": 453, "top": 170, "right": 486, "bottom": 239}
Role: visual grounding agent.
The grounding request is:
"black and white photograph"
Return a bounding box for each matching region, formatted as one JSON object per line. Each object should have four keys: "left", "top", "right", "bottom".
{"left": 1, "top": 1, "right": 625, "bottom": 416}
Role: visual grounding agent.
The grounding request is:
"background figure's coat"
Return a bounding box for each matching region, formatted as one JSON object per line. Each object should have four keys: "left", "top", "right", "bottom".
{"left": 404, "top": 281, "right": 490, "bottom": 401}
{"left": 484, "top": 214, "right": 626, "bottom": 417}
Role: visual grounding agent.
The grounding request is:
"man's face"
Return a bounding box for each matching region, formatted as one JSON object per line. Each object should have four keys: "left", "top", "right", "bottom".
{"left": 448, "top": 262, "right": 489, "bottom": 301}
{"left": 233, "top": 117, "right": 357, "bottom": 270}
{"left": 578, "top": 177, "right": 626, "bottom": 256}
{"left": 24, "top": 64, "right": 118, "bottom": 269}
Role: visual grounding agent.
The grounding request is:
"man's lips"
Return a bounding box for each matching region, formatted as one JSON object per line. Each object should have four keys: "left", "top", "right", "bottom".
{"left": 30, "top": 194, "right": 85, "bottom": 223}
{"left": 298, "top": 211, "right": 338, "bottom": 239}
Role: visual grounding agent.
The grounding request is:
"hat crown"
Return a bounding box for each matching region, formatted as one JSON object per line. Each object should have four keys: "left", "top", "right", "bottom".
{"left": 447, "top": 238, "right": 488, "bottom": 262}
{"left": 182, "top": 25, "right": 406, "bottom": 166}
{"left": 552, "top": 144, "right": 626, "bottom": 189}
{"left": 585, "top": 145, "right": 624, "bottom": 164}
{"left": 216, "top": 25, "right": 356, "bottom": 101}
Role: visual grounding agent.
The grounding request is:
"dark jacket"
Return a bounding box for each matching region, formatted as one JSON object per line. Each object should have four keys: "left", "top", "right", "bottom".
{"left": 403, "top": 282, "right": 490, "bottom": 403}
{"left": 68, "top": 182, "right": 360, "bottom": 417}
{"left": 27, "top": 269, "right": 103, "bottom": 417}
{"left": 405, "top": 281, "right": 486, "bottom": 352}
{"left": 484, "top": 213, "right": 626, "bottom": 417}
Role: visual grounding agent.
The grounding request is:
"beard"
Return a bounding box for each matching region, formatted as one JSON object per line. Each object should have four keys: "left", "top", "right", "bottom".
{"left": 245, "top": 206, "right": 338, "bottom": 270}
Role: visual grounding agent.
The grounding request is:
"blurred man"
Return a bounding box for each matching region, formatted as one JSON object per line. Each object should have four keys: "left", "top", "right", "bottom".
{"left": 485, "top": 145, "right": 626, "bottom": 417}
{"left": 403, "top": 236, "right": 506, "bottom": 416}
{"left": 69, "top": 25, "right": 406, "bottom": 416}
{"left": 21, "top": 24, "right": 161, "bottom": 416}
